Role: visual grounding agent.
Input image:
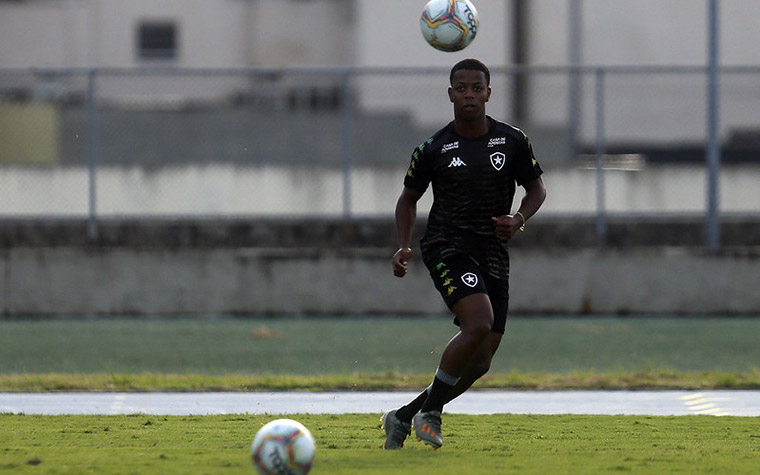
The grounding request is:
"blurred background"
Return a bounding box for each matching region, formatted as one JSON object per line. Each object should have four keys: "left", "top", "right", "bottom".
{"left": 0, "top": 0, "right": 758, "bottom": 317}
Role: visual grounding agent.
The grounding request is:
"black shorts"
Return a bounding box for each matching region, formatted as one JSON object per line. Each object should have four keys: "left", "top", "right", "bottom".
{"left": 424, "top": 252, "right": 509, "bottom": 334}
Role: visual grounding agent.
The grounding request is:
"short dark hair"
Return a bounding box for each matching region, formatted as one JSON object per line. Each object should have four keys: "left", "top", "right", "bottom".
{"left": 449, "top": 58, "right": 490, "bottom": 86}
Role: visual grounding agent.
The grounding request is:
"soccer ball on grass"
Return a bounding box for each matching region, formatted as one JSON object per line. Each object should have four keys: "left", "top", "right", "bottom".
{"left": 251, "top": 419, "right": 316, "bottom": 475}
{"left": 420, "top": 0, "right": 480, "bottom": 52}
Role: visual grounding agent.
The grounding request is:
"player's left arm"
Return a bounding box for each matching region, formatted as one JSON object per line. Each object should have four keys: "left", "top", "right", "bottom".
{"left": 492, "top": 176, "right": 546, "bottom": 241}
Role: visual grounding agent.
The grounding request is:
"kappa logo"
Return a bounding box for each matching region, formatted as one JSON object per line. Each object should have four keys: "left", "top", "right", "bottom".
{"left": 490, "top": 152, "right": 505, "bottom": 171}
{"left": 461, "top": 272, "right": 478, "bottom": 287}
{"left": 441, "top": 141, "right": 459, "bottom": 153}
{"left": 487, "top": 137, "right": 506, "bottom": 147}
{"left": 448, "top": 157, "right": 467, "bottom": 167}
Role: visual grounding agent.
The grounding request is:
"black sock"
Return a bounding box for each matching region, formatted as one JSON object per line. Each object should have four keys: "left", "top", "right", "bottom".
{"left": 420, "top": 368, "right": 460, "bottom": 414}
{"left": 395, "top": 387, "right": 430, "bottom": 424}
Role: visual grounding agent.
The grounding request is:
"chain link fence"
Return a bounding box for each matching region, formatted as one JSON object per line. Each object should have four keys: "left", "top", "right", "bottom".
{"left": 1, "top": 66, "right": 759, "bottom": 227}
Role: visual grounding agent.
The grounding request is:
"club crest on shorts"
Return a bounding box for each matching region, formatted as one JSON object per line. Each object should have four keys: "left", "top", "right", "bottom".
{"left": 461, "top": 272, "right": 478, "bottom": 287}
{"left": 490, "top": 152, "right": 505, "bottom": 171}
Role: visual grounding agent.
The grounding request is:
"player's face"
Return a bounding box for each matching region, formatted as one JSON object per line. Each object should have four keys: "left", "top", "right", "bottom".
{"left": 448, "top": 69, "right": 491, "bottom": 121}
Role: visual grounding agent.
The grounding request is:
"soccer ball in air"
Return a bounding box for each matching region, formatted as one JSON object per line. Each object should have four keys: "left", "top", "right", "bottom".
{"left": 251, "top": 419, "right": 316, "bottom": 475}
{"left": 420, "top": 0, "right": 479, "bottom": 52}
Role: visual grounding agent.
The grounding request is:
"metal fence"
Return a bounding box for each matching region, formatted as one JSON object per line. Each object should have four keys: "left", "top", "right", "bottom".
{"left": 1, "top": 65, "right": 759, "bottom": 239}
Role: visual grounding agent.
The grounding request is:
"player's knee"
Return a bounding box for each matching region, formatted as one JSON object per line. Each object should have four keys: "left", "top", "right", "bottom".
{"left": 463, "top": 319, "right": 492, "bottom": 341}
{"left": 471, "top": 356, "right": 492, "bottom": 379}
{"left": 454, "top": 295, "right": 494, "bottom": 342}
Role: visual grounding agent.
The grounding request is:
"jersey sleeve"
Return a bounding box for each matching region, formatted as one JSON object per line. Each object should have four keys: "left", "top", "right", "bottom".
{"left": 514, "top": 132, "right": 543, "bottom": 186}
{"left": 403, "top": 139, "right": 434, "bottom": 193}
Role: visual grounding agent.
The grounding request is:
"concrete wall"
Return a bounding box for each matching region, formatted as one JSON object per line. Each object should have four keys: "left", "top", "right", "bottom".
{"left": 513, "top": 248, "right": 760, "bottom": 315}
{"left": 2, "top": 246, "right": 759, "bottom": 316}
{"left": 2, "top": 163, "right": 760, "bottom": 216}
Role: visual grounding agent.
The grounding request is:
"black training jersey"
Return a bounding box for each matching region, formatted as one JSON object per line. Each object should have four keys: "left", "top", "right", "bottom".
{"left": 404, "top": 116, "right": 543, "bottom": 279}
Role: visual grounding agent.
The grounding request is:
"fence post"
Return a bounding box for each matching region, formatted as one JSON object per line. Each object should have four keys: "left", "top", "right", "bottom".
{"left": 594, "top": 68, "right": 607, "bottom": 244}
{"left": 340, "top": 70, "right": 353, "bottom": 219}
{"left": 568, "top": 0, "right": 583, "bottom": 159}
{"left": 706, "top": 0, "right": 721, "bottom": 249}
{"left": 86, "top": 69, "right": 99, "bottom": 240}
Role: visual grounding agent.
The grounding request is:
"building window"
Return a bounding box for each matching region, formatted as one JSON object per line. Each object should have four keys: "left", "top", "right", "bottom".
{"left": 137, "top": 21, "right": 177, "bottom": 60}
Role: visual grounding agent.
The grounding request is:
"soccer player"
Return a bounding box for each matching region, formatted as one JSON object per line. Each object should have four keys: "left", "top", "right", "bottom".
{"left": 382, "top": 59, "right": 546, "bottom": 450}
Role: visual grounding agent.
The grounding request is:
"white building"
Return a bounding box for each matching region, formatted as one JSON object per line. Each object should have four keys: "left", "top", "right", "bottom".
{"left": 2, "top": 0, "right": 759, "bottom": 142}
{"left": 3, "top": 0, "right": 760, "bottom": 68}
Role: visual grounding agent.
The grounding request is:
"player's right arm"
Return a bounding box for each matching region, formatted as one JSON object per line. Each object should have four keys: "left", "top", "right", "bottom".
{"left": 393, "top": 186, "right": 424, "bottom": 277}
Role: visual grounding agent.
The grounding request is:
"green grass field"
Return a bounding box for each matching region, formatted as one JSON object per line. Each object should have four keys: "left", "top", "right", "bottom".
{"left": 1, "top": 316, "right": 759, "bottom": 391}
{"left": 1, "top": 413, "right": 758, "bottom": 474}
{"left": 1, "top": 315, "right": 758, "bottom": 473}
{"left": 2, "top": 315, "right": 759, "bottom": 374}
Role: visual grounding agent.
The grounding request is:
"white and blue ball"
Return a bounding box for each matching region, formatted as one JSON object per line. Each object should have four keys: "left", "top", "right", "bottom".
{"left": 420, "top": 0, "right": 480, "bottom": 52}
{"left": 251, "top": 419, "right": 316, "bottom": 475}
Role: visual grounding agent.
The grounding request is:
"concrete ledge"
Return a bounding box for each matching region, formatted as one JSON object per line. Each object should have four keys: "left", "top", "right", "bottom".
{"left": 1, "top": 216, "right": 760, "bottom": 248}
{"left": 511, "top": 248, "right": 760, "bottom": 314}
{"left": 2, "top": 246, "right": 759, "bottom": 316}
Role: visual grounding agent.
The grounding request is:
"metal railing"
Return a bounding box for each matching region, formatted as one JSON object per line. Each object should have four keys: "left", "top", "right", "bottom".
{"left": 1, "top": 65, "right": 759, "bottom": 245}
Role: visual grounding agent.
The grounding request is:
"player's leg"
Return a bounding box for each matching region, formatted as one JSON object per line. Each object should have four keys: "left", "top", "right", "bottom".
{"left": 434, "top": 292, "right": 494, "bottom": 380}
{"left": 413, "top": 292, "right": 493, "bottom": 448}
{"left": 383, "top": 253, "right": 492, "bottom": 449}
{"left": 386, "top": 311, "right": 494, "bottom": 449}
{"left": 394, "top": 329, "right": 501, "bottom": 424}
{"left": 419, "top": 292, "right": 494, "bottom": 414}
{"left": 445, "top": 278, "right": 508, "bottom": 402}
{"left": 444, "top": 330, "right": 502, "bottom": 403}
{"left": 393, "top": 329, "right": 501, "bottom": 430}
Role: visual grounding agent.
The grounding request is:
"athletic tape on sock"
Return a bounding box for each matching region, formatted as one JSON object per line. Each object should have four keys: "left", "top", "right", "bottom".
{"left": 435, "top": 367, "right": 460, "bottom": 386}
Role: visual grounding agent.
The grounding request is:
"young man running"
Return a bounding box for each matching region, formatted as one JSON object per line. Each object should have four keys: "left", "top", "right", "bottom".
{"left": 383, "top": 58, "right": 546, "bottom": 450}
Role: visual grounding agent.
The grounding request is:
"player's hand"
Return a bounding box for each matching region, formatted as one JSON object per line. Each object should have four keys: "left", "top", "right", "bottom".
{"left": 492, "top": 215, "right": 523, "bottom": 241}
{"left": 392, "top": 247, "right": 413, "bottom": 277}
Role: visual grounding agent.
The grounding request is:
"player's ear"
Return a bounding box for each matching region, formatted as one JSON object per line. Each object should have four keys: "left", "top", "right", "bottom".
{"left": 486, "top": 85, "right": 491, "bottom": 102}
{"left": 448, "top": 86, "right": 454, "bottom": 103}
